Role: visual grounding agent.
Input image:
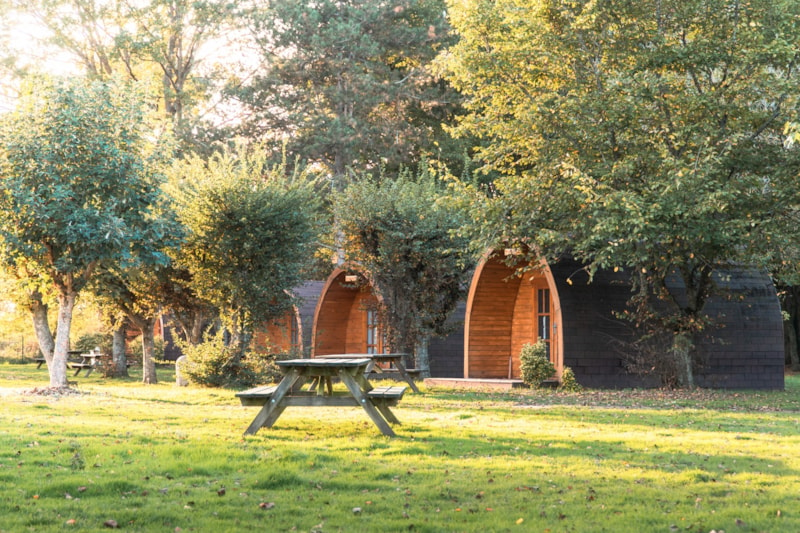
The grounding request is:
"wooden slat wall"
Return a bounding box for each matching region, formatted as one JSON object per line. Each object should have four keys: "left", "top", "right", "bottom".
{"left": 509, "top": 278, "right": 535, "bottom": 378}
{"left": 313, "top": 272, "right": 358, "bottom": 355}
{"left": 467, "top": 258, "right": 521, "bottom": 378}
{"left": 345, "top": 292, "right": 376, "bottom": 353}
{"left": 467, "top": 256, "right": 558, "bottom": 379}
{"left": 253, "top": 314, "right": 294, "bottom": 353}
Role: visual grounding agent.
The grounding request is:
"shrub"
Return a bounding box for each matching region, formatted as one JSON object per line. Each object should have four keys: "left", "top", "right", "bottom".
{"left": 73, "top": 333, "right": 112, "bottom": 355}
{"left": 178, "top": 332, "right": 295, "bottom": 388}
{"left": 559, "top": 366, "right": 582, "bottom": 392}
{"left": 519, "top": 340, "right": 555, "bottom": 387}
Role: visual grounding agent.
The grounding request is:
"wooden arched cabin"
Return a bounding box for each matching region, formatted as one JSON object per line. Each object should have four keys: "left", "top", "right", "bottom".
{"left": 465, "top": 250, "right": 785, "bottom": 389}
{"left": 155, "top": 281, "right": 324, "bottom": 360}
{"left": 252, "top": 281, "right": 324, "bottom": 356}
{"left": 312, "top": 267, "right": 465, "bottom": 377}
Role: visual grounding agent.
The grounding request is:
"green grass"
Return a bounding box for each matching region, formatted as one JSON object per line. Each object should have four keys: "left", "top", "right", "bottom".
{"left": 1, "top": 362, "right": 799, "bottom": 532}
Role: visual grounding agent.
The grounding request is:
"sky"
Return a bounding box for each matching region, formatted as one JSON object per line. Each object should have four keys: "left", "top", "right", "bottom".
{"left": 0, "top": 10, "right": 81, "bottom": 113}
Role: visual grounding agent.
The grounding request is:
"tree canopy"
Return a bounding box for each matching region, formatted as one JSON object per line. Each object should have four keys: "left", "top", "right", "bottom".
{"left": 232, "top": 0, "right": 462, "bottom": 183}
{"left": 334, "top": 167, "right": 472, "bottom": 376}
{"left": 439, "top": 0, "right": 800, "bottom": 386}
{"left": 167, "top": 144, "right": 322, "bottom": 357}
{"left": 0, "top": 76, "right": 167, "bottom": 387}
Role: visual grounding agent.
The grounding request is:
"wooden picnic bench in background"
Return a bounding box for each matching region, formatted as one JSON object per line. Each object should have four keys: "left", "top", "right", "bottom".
{"left": 35, "top": 351, "right": 131, "bottom": 375}
{"left": 317, "top": 353, "right": 421, "bottom": 393}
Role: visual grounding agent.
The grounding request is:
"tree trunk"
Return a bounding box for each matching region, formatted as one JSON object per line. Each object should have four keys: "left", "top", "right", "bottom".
{"left": 140, "top": 319, "right": 158, "bottom": 385}
{"left": 415, "top": 335, "right": 431, "bottom": 379}
{"left": 29, "top": 290, "right": 54, "bottom": 365}
{"left": 783, "top": 285, "right": 800, "bottom": 371}
{"left": 672, "top": 332, "right": 695, "bottom": 389}
{"left": 189, "top": 314, "right": 206, "bottom": 345}
{"left": 785, "top": 321, "right": 799, "bottom": 371}
{"left": 112, "top": 323, "right": 129, "bottom": 377}
{"left": 50, "top": 290, "right": 77, "bottom": 388}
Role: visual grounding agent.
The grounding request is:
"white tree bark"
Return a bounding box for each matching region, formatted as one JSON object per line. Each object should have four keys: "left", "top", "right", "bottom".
{"left": 140, "top": 319, "right": 158, "bottom": 385}
{"left": 415, "top": 335, "right": 431, "bottom": 379}
{"left": 112, "top": 324, "right": 129, "bottom": 377}
{"left": 29, "top": 291, "right": 54, "bottom": 365}
{"left": 49, "top": 291, "right": 77, "bottom": 388}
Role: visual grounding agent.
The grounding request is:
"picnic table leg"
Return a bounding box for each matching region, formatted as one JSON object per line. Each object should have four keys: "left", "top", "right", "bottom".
{"left": 374, "top": 403, "right": 401, "bottom": 425}
{"left": 73, "top": 366, "right": 83, "bottom": 377}
{"left": 392, "top": 358, "right": 420, "bottom": 393}
{"left": 339, "top": 370, "right": 396, "bottom": 437}
{"left": 244, "top": 368, "right": 301, "bottom": 435}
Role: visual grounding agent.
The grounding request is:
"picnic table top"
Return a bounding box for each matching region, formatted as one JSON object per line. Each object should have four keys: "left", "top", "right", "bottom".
{"left": 277, "top": 358, "right": 370, "bottom": 368}
{"left": 316, "top": 353, "right": 408, "bottom": 360}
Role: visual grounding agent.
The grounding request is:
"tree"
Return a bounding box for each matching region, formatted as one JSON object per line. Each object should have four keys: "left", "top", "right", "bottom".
{"left": 438, "top": 0, "right": 800, "bottom": 387}
{"left": 334, "top": 167, "right": 472, "bottom": 377}
{"left": 1, "top": 0, "right": 237, "bottom": 153}
{"left": 0, "top": 76, "right": 167, "bottom": 388}
{"left": 232, "top": 0, "right": 462, "bottom": 185}
{"left": 88, "top": 204, "right": 183, "bottom": 384}
{"left": 167, "top": 143, "right": 321, "bottom": 367}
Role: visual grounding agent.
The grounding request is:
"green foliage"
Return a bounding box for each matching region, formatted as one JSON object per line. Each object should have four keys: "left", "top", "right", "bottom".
{"left": 0, "top": 0, "right": 236, "bottom": 155}
{"left": 559, "top": 366, "right": 582, "bottom": 392}
{"left": 334, "top": 166, "right": 472, "bottom": 361}
{"left": 440, "top": 0, "right": 800, "bottom": 386}
{"left": 519, "top": 340, "right": 555, "bottom": 387}
{"left": 0, "top": 75, "right": 169, "bottom": 386}
{"left": 234, "top": 0, "right": 464, "bottom": 180}
{"left": 0, "top": 76, "right": 165, "bottom": 291}
{"left": 167, "top": 143, "right": 321, "bottom": 349}
{"left": 72, "top": 333, "right": 112, "bottom": 356}
{"left": 177, "top": 331, "right": 288, "bottom": 388}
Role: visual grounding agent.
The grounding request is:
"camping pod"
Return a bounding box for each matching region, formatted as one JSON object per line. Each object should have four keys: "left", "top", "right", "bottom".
{"left": 252, "top": 281, "right": 324, "bottom": 356}
{"left": 465, "top": 251, "right": 784, "bottom": 389}
{"left": 312, "top": 267, "right": 465, "bottom": 377}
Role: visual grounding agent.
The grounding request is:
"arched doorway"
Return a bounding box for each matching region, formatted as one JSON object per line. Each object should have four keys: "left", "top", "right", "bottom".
{"left": 464, "top": 250, "right": 563, "bottom": 379}
{"left": 312, "top": 268, "right": 385, "bottom": 356}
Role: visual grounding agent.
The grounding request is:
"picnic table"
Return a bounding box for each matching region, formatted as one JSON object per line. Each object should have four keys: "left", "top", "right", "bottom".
{"left": 236, "top": 358, "right": 407, "bottom": 437}
{"left": 317, "top": 353, "right": 420, "bottom": 393}
{"left": 34, "top": 351, "right": 92, "bottom": 371}
{"left": 67, "top": 350, "right": 107, "bottom": 377}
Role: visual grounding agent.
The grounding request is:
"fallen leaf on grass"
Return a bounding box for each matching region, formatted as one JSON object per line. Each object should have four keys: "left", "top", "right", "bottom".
{"left": 259, "top": 502, "right": 275, "bottom": 510}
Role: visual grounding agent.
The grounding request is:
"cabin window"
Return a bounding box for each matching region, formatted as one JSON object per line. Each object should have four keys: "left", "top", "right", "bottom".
{"left": 366, "top": 309, "right": 382, "bottom": 354}
{"left": 537, "top": 288, "right": 553, "bottom": 362}
{"left": 290, "top": 316, "right": 300, "bottom": 352}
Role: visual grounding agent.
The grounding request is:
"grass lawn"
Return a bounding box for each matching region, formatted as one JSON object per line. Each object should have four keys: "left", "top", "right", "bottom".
{"left": 1, "top": 363, "right": 799, "bottom": 532}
